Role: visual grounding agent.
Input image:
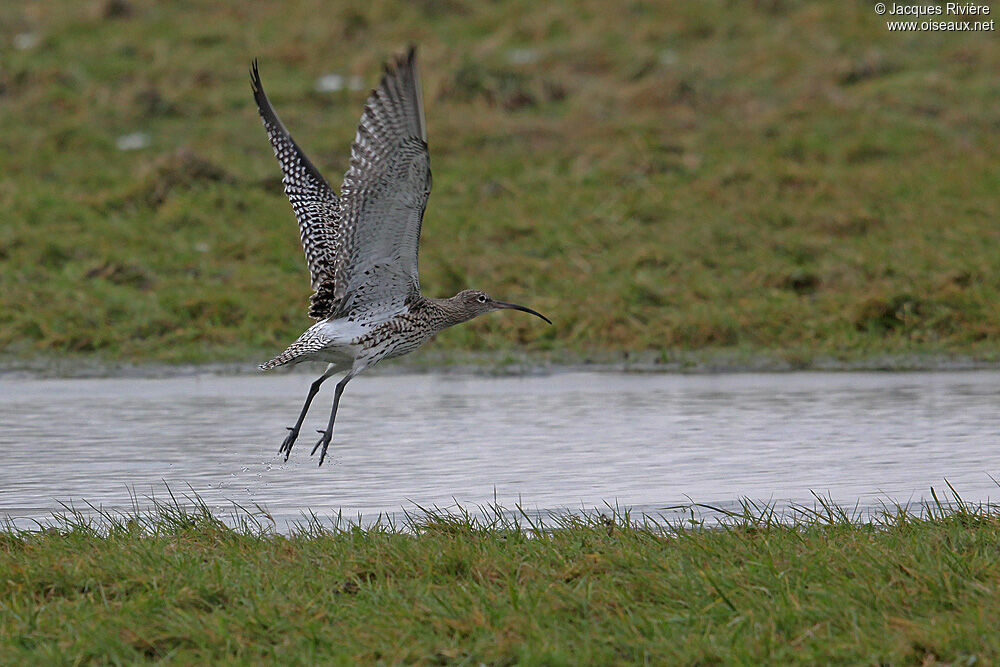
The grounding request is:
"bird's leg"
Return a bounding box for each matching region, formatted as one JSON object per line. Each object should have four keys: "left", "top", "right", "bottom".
{"left": 312, "top": 374, "right": 352, "bottom": 466}
{"left": 280, "top": 367, "right": 336, "bottom": 460}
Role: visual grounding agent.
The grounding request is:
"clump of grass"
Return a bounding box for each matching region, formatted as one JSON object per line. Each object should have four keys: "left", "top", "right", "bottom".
{"left": 36, "top": 485, "right": 275, "bottom": 539}
{"left": 2, "top": 485, "right": 1000, "bottom": 662}
{"left": 116, "top": 147, "right": 235, "bottom": 208}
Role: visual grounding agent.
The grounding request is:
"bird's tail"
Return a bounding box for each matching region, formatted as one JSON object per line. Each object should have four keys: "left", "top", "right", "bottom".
{"left": 259, "top": 326, "right": 330, "bottom": 371}
{"left": 258, "top": 350, "right": 299, "bottom": 372}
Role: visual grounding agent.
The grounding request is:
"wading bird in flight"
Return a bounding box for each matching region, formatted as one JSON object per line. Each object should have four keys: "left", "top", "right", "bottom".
{"left": 250, "top": 47, "right": 551, "bottom": 465}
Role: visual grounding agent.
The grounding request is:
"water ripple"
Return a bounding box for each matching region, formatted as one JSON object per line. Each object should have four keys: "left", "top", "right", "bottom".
{"left": 1, "top": 371, "right": 998, "bottom": 529}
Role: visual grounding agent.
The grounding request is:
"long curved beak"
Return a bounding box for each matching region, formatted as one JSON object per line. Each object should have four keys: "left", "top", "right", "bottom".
{"left": 493, "top": 300, "right": 552, "bottom": 325}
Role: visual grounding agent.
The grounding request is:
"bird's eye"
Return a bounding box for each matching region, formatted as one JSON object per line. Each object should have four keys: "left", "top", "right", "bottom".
{"left": 476, "top": 294, "right": 487, "bottom": 303}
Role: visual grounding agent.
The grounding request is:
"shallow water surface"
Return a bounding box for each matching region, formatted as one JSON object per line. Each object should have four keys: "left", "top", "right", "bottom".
{"left": 1, "top": 370, "right": 999, "bottom": 528}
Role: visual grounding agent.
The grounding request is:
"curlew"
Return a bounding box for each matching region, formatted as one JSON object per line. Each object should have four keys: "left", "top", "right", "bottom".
{"left": 250, "top": 47, "right": 551, "bottom": 466}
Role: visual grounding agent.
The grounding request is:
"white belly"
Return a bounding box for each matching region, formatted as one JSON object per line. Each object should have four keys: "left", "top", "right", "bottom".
{"left": 308, "top": 316, "right": 390, "bottom": 370}
{"left": 316, "top": 316, "right": 369, "bottom": 344}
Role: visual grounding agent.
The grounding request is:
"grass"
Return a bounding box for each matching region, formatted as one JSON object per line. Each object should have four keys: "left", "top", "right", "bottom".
{"left": 1, "top": 1, "right": 998, "bottom": 365}
{"left": 2, "top": 489, "right": 1000, "bottom": 663}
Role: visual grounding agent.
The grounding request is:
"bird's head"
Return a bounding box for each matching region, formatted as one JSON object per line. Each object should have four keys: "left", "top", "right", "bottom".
{"left": 453, "top": 289, "right": 552, "bottom": 324}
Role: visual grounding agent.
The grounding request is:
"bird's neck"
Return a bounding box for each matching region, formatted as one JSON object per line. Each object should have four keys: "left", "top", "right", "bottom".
{"left": 422, "top": 295, "right": 474, "bottom": 329}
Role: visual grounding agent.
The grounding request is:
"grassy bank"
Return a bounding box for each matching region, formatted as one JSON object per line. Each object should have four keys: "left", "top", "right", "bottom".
{"left": 1, "top": 1, "right": 998, "bottom": 365}
{"left": 2, "top": 495, "right": 1000, "bottom": 663}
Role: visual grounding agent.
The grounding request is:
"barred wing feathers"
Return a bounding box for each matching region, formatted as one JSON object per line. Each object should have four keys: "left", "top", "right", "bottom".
{"left": 250, "top": 61, "right": 347, "bottom": 319}
{"left": 335, "top": 46, "right": 431, "bottom": 320}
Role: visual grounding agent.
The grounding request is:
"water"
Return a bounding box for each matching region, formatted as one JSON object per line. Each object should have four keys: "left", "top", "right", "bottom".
{"left": 1, "top": 370, "right": 999, "bottom": 530}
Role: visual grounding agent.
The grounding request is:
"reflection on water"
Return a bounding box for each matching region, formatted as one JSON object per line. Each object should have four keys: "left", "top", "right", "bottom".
{"left": 1, "top": 370, "right": 999, "bottom": 529}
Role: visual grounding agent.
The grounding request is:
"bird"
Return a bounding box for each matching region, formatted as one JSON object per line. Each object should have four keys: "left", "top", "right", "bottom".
{"left": 250, "top": 47, "right": 551, "bottom": 466}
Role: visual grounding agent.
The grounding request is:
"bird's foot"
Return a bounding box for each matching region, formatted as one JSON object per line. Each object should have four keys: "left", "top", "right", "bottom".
{"left": 311, "top": 429, "right": 333, "bottom": 466}
{"left": 279, "top": 427, "right": 299, "bottom": 461}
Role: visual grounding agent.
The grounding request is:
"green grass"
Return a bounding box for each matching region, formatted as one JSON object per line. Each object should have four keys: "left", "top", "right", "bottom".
{"left": 3, "top": 491, "right": 1000, "bottom": 663}
{"left": 1, "top": 1, "right": 998, "bottom": 365}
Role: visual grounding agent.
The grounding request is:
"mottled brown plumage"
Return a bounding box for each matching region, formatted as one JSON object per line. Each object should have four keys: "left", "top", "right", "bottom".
{"left": 251, "top": 48, "right": 550, "bottom": 465}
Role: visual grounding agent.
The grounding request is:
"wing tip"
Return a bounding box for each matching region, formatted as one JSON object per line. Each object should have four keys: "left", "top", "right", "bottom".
{"left": 249, "top": 58, "right": 277, "bottom": 124}
{"left": 382, "top": 44, "right": 418, "bottom": 79}
{"left": 250, "top": 59, "right": 271, "bottom": 111}
{"left": 372, "top": 45, "right": 426, "bottom": 141}
{"left": 250, "top": 58, "right": 261, "bottom": 92}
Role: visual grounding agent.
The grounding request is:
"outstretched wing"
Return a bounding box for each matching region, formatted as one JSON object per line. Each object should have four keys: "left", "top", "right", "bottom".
{"left": 335, "top": 46, "right": 431, "bottom": 321}
{"left": 250, "top": 60, "right": 348, "bottom": 319}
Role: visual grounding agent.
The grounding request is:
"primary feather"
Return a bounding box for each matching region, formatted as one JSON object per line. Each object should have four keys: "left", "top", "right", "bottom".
{"left": 250, "top": 60, "right": 347, "bottom": 318}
